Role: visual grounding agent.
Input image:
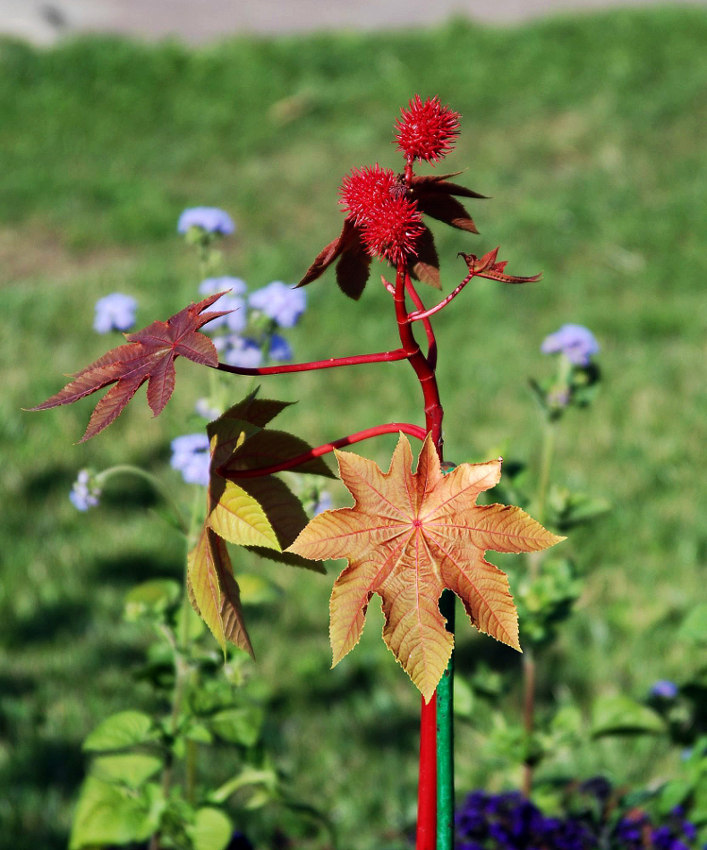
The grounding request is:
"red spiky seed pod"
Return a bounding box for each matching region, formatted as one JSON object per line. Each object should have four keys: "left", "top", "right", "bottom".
{"left": 339, "top": 164, "right": 400, "bottom": 226}
{"left": 394, "top": 95, "right": 461, "bottom": 164}
{"left": 360, "top": 194, "right": 425, "bottom": 265}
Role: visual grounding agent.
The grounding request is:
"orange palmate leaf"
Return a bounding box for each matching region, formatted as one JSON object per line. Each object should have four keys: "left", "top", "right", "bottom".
{"left": 29, "top": 292, "right": 230, "bottom": 442}
{"left": 288, "top": 434, "right": 563, "bottom": 702}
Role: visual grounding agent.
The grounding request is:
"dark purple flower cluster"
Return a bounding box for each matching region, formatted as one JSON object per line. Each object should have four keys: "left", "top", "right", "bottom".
{"left": 455, "top": 788, "right": 701, "bottom": 850}
{"left": 455, "top": 790, "right": 595, "bottom": 850}
{"left": 613, "top": 807, "right": 699, "bottom": 850}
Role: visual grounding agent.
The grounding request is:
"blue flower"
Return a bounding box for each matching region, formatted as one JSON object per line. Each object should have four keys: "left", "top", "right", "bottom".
{"left": 69, "top": 469, "right": 101, "bottom": 511}
{"left": 177, "top": 207, "right": 235, "bottom": 235}
{"left": 650, "top": 680, "right": 679, "bottom": 700}
{"left": 199, "top": 277, "right": 248, "bottom": 297}
{"left": 249, "top": 281, "right": 306, "bottom": 328}
{"left": 199, "top": 278, "right": 249, "bottom": 333}
{"left": 268, "top": 334, "right": 293, "bottom": 362}
{"left": 195, "top": 398, "right": 222, "bottom": 421}
{"left": 93, "top": 293, "right": 137, "bottom": 333}
{"left": 215, "top": 336, "right": 263, "bottom": 369}
{"left": 312, "top": 491, "right": 332, "bottom": 515}
{"left": 541, "top": 324, "right": 600, "bottom": 367}
{"left": 170, "top": 433, "right": 210, "bottom": 486}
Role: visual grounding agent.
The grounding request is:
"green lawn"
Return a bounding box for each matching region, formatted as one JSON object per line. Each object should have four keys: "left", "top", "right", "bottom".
{"left": 1, "top": 6, "right": 705, "bottom": 848}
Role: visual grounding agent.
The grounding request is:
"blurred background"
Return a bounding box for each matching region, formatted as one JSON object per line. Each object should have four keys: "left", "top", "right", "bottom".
{"left": 1, "top": 0, "right": 705, "bottom": 848}
{"left": 2, "top": 0, "right": 706, "bottom": 43}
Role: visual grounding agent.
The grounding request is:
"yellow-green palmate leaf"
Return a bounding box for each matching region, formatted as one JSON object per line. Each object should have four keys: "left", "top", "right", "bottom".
{"left": 288, "top": 434, "right": 564, "bottom": 702}
{"left": 187, "top": 394, "right": 329, "bottom": 653}
{"left": 187, "top": 526, "right": 254, "bottom": 656}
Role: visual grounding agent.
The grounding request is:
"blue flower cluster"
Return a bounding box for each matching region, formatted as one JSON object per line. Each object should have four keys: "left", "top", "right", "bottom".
{"left": 93, "top": 292, "right": 137, "bottom": 334}
{"left": 455, "top": 786, "right": 701, "bottom": 850}
{"left": 650, "top": 680, "right": 679, "bottom": 700}
{"left": 541, "top": 324, "right": 600, "bottom": 367}
{"left": 168, "top": 264, "right": 306, "bottom": 486}
{"left": 198, "top": 277, "right": 305, "bottom": 370}
{"left": 170, "top": 434, "right": 210, "bottom": 487}
{"left": 177, "top": 206, "right": 235, "bottom": 235}
{"left": 69, "top": 469, "right": 101, "bottom": 511}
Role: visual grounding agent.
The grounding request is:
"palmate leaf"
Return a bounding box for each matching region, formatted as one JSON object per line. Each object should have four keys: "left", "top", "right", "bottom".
{"left": 187, "top": 526, "right": 254, "bottom": 657}
{"left": 288, "top": 434, "right": 563, "bottom": 702}
{"left": 29, "top": 292, "right": 230, "bottom": 441}
{"left": 187, "top": 395, "right": 328, "bottom": 654}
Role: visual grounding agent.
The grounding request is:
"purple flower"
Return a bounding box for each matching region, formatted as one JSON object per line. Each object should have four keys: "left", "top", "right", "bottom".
{"left": 195, "top": 398, "right": 221, "bottom": 421}
{"left": 312, "top": 491, "right": 332, "bottom": 515}
{"left": 650, "top": 680, "right": 679, "bottom": 700}
{"left": 69, "top": 469, "right": 101, "bottom": 511}
{"left": 170, "top": 433, "right": 210, "bottom": 486}
{"left": 177, "top": 207, "right": 235, "bottom": 235}
{"left": 216, "top": 336, "right": 263, "bottom": 369}
{"left": 249, "top": 281, "right": 306, "bottom": 328}
{"left": 268, "top": 334, "right": 293, "bottom": 362}
{"left": 541, "top": 324, "right": 600, "bottom": 367}
{"left": 93, "top": 293, "right": 137, "bottom": 333}
{"left": 198, "top": 278, "right": 249, "bottom": 333}
{"left": 199, "top": 277, "right": 248, "bottom": 297}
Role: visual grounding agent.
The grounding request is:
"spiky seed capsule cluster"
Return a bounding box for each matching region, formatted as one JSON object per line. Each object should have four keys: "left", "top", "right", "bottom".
{"left": 360, "top": 195, "right": 425, "bottom": 265}
{"left": 339, "top": 164, "right": 399, "bottom": 225}
{"left": 339, "top": 164, "right": 424, "bottom": 264}
{"left": 394, "top": 94, "right": 461, "bottom": 164}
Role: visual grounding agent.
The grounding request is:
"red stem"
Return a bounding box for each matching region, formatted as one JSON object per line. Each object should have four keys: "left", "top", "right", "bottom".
{"left": 393, "top": 266, "right": 444, "bottom": 452}
{"left": 394, "top": 263, "right": 445, "bottom": 850}
{"left": 417, "top": 696, "right": 437, "bottom": 850}
{"left": 215, "top": 348, "right": 408, "bottom": 376}
{"left": 408, "top": 271, "right": 474, "bottom": 322}
{"left": 218, "top": 422, "right": 426, "bottom": 479}
{"left": 405, "top": 277, "right": 438, "bottom": 370}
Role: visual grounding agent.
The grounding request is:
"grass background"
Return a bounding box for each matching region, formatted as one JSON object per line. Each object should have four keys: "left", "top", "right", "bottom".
{"left": 1, "top": 6, "right": 705, "bottom": 848}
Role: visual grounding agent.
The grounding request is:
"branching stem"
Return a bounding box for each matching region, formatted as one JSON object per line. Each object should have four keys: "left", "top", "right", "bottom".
{"left": 218, "top": 422, "right": 427, "bottom": 480}
{"left": 215, "top": 348, "right": 409, "bottom": 376}
{"left": 408, "top": 271, "right": 474, "bottom": 322}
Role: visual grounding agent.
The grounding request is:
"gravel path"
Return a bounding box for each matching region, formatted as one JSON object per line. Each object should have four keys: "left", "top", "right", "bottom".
{"left": 2, "top": 0, "right": 703, "bottom": 46}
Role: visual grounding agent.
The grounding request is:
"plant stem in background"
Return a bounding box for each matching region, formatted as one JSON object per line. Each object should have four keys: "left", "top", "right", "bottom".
{"left": 522, "top": 399, "right": 558, "bottom": 796}
{"left": 436, "top": 590, "right": 456, "bottom": 850}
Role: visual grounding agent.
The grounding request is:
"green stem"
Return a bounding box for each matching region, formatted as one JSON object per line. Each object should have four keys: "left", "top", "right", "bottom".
{"left": 96, "top": 465, "right": 189, "bottom": 536}
{"left": 436, "top": 590, "right": 455, "bottom": 850}
{"left": 522, "top": 393, "right": 560, "bottom": 797}
{"left": 535, "top": 420, "right": 556, "bottom": 535}
{"left": 521, "top": 646, "right": 536, "bottom": 798}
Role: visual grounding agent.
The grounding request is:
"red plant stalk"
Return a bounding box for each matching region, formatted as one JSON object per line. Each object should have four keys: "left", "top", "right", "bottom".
{"left": 219, "top": 421, "right": 427, "bottom": 479}
{"left": 393, "top": 263, "right": 447, "bottom": 850}
{"left": 215, "top": 347, "right": 409, "bottom": 376}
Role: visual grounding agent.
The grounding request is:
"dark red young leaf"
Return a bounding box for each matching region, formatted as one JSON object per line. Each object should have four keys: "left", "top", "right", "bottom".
{"left": 415, "top": 193, "right": 479, "bottom": 234}
{"left": 410, "top": 226, "right": 441, "bottom": 289}
{"left": 408, "top": 172, "right": 489, "bottom": 201}
{"left": 30, "top": 292, "right": 230, "bottom": 442}
{"left": 335, "top": 233, "right": 371, "bottom": 300}
{"left": 459, "top": 248, "right": 543, "bottom": 284}
{"left": 298, "top": 218, "right": 372, "bottom": 300}
{"left": 409, "top": 173, "right": 487, "bottom": 233}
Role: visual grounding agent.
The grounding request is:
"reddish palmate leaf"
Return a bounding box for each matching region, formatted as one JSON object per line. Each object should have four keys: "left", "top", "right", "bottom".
{"left": 288, "top": 434, "right": 563, "bottom": 702}
{"left": 459, "top": 247, "right": 542, "bottom": 284}
{"left": 298, "top": 218, "right": 371, "bottom": 300}
{"left": 30, "top": 293, "right": 230, "bottom": 441}
{"left": 408, "top": 172, "right": 488, "bottom": 235}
